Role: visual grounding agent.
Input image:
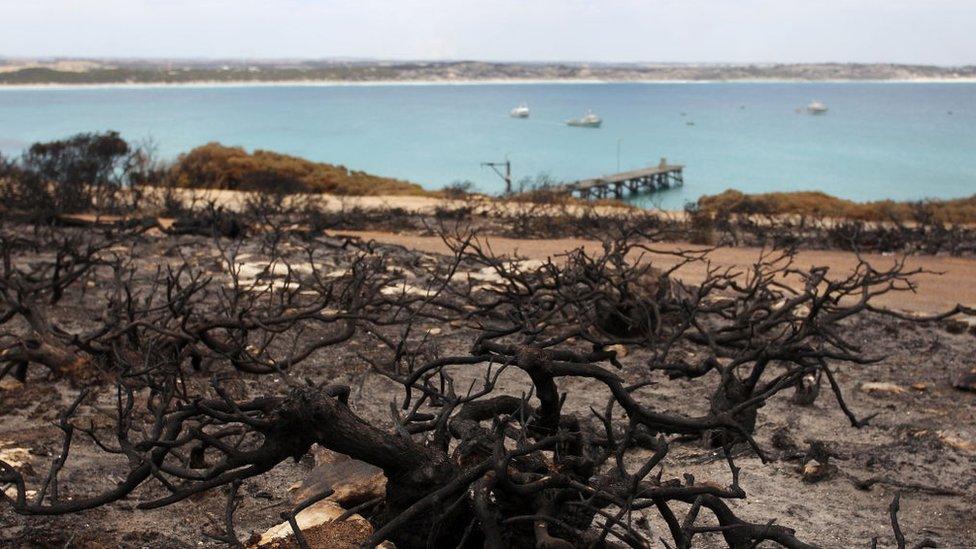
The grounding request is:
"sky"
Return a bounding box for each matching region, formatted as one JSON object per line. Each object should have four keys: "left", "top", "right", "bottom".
{"left": 1, "top": 0, "right": 974, "bottom": 65}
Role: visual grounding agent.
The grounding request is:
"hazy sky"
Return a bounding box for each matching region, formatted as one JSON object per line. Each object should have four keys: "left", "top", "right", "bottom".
{"left": 1, "top": 0, "right": 974, "bottom": 64}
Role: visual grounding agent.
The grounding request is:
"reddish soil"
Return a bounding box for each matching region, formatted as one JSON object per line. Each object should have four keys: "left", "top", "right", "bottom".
{"left": 336, "top": 230, "right": 976, "bottom": 315}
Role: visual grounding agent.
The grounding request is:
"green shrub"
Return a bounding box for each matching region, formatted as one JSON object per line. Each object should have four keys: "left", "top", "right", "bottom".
{"left": 1, "top": 131, "right": 151, "bottom": 215}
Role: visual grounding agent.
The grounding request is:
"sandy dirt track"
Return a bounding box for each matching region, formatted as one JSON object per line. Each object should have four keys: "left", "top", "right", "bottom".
{"left": 333, "top": 230, "right": 976, "bottom": 315}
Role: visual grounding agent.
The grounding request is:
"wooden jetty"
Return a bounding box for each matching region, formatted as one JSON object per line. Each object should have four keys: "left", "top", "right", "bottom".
{"left": 559, "top": 159, "right": 683, "bottom": 200}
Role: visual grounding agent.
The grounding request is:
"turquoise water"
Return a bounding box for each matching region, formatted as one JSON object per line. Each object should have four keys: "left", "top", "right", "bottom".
{"left": 1, "top": 82, "right": 974, "bottom": 208}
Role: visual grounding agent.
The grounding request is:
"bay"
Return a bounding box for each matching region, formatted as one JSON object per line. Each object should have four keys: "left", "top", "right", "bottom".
{"left": 1, "top": 81, "right": 973, "bottom": 208}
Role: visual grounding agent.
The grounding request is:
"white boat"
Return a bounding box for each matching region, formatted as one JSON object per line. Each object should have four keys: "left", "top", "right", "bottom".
{"left": 567, "top": 110, "right": 602, "bottom": 128}
{"left": 806, "top": 100, "right": 828, "bottom": 114}
{"left": 510, "top": 103, "right": 530, "bottom": 118}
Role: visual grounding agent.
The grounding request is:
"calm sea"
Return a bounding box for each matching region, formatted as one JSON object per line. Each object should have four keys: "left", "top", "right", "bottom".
{"left": 1, "top": 82, "right": 974, "bottom": 208}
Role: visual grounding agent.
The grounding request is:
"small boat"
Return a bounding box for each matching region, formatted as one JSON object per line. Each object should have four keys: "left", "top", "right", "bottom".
{"left": 567, "top": 110, "right": 602, "bottom": 128}
{"left": 806, "top": 100, "right": 828, "bottom": 114}
{"left": 510, "top": 103, "right": 530, "bottom": 118}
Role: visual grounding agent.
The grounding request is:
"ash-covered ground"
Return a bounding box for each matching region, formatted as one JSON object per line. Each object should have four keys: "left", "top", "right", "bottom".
{"left": 1, "top": 222, "right": 974, "bottom": 548}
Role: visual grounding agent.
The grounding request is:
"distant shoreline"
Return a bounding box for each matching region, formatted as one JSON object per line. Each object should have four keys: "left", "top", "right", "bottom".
{"left": 3, "top": 77, "right": 976, "bottom": 91}
{"left": 4, "top": 60, "right": 973, "bottom": 88}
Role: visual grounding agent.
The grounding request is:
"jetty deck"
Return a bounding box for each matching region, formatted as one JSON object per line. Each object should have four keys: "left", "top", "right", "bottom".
{"left": 559, "top": 160, "right": 684, "bottom": 199}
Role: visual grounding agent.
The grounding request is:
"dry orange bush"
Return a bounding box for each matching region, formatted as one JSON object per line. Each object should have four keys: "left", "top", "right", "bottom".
{"left": 169, "top": 142, "right": 430, "bottom": 196}
{"left": 699, "top": 189, "right": 976, "bottom": 224}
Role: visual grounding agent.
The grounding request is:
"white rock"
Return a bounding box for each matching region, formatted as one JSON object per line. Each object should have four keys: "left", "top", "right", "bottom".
{"left": 939, "top": 432, "right": 975, "bottom": 453}
{"left": 381, "top": 282, "right": 433, "bottom": 297}
{"left": 860, "top": 382, "right": 906, "bottom": 395}
{"left": 251, "top": 500, "right": 370, "bottom": 547}
{"left": 3, "top": 486, "right": 36, "bottom": 500}
{"left": 605, "top": 344, "right": 629, "bottom": 359}
{"left": 466, "top": 267, "right": 504, "bottom": 283}
{"left": 516, "top": 259, "right": 545, "bottom": 271}
{"left": 0, "top": 445, "right": 31, "bottom": 468}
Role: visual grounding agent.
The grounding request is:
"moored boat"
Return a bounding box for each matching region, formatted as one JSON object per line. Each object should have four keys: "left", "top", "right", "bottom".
{"left": 567, "top": 110, "right": 602, "bottom": 128}
{"left": 806, "top": 100, "right": 828, "bottom": 114}
{"left": 510, "top": 103, "right": 530, "bottom": 118}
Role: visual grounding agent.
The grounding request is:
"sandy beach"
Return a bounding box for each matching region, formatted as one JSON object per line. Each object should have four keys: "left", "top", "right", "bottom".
{"left": 3, "top": 77, "right": 976, "bottom": 91}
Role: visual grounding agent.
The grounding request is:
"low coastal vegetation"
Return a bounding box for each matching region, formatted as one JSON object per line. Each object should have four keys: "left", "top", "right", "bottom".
{"left": 0, "top": 131, "right": 157, "bottom": 214}
{"left": 0, "top": 132, "right": 428, "bottom": 216}
{"left": 169, "top": 142, "right": 428, "bottom": 196}
{"left": 697, "top": 189, "right": 976, "bottom": 224}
